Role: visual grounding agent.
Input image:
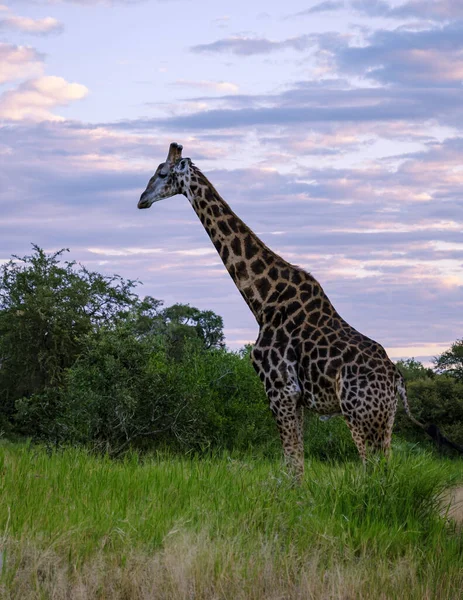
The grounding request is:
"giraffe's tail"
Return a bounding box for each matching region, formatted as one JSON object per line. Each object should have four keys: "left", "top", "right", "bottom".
{"left": 396, "top": 373, "right": 426, "bottom": 430}
{"left": 396, "top": 371, "right": 463, "bottom": 454}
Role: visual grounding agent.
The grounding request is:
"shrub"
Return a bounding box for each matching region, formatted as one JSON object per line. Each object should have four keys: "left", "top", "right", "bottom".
{"left": 395, "top": 376, "right": 463, "bottom": 447}
{"left": 14, "top": 325, "right": 278, "bottom": 455}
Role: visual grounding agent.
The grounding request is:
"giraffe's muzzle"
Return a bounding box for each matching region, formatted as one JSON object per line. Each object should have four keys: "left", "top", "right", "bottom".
{"left": 138, "top": 191, "right": 150, "bottom": 209}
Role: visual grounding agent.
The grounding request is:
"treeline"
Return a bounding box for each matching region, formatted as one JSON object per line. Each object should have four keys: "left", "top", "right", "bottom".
{"left": 0, "top": 246, "right": 462, "bottom": 457}
{"left": 0, "top": 246, "right": 275, "bottom": 454}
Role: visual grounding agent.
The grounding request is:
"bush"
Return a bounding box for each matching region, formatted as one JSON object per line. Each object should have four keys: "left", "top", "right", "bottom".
{"left": 6, "top": 247, "right": 463, "bottom": 459}
{"left": 395, "top": 376, "right": 463, "bottom": 447}
{"left": 14, "top": 325, "right": 278, "bottom": 455}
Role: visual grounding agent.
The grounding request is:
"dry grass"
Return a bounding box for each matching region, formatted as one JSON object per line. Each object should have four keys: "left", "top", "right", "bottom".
{"left": 1, "top": 532, "right": 461, "bottom": 600}
{"left": 444, "top": 486, "right": 463, "bottom": 527}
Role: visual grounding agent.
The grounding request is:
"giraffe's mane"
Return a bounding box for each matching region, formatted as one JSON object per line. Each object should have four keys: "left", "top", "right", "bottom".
{"left": 189, "top": 162, "right": 313, "bottom": 278}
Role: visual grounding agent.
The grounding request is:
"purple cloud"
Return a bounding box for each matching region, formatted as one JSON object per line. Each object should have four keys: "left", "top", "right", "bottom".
{"left": 1, "top": 119, "right": 462, "bottom": 351}
{"left": 317, "top": 20, "right": 463, "bottom": 86}
{"left": 352, "top": 0, "right": 463, "bottom": 21}
{"left": 191, "top": 35, "right": 312, "bottom": 55}
{"left": 101, "top": 83, "right": 463, "bottom": 131}
{"left": 290, "top": 1, "right": 345, "bottom": 17}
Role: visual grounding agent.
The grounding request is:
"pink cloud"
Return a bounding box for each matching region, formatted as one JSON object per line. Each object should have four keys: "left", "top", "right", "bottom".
{"left": 0, "top": 42, "right": 44, "bottom": 84}
{"left": 0, "top": 15, "right": 63, "bottom": 35}
{"left": 0, "top": 75, "right": 88, "bottom": 121}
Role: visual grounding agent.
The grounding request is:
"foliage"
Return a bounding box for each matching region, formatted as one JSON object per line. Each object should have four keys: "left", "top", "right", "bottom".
{"left": 2, "top": 245, "right": 463, "bottom": 459}
{"left": 0, "top": 246, "right": 232, "bottom": 447}
{"left": 162, "top": 303, "right": 225, "bottom": 351}
{"left": 128, "top": 295, "right": 165, "bottom": 337}
{"left": 395, "top": 375, "right": 463, "bottom": 447}
{"left": 434, "top": 338, "right": 463, "bottom": 382}
{"left": 130, "top": 297, "right": 225, "bottom": 359}
{"left": 14, "top": 324, "right": 275, "bottom": 454}
{"left": 396, "top": 358, "right": 434, "bottom": 381}
{"left": 0, "top": 245, "right": 137, "bottom": 423}
{"left": 394, "top": 356, "right": 463, "bottom": 451}
{"left": 304, "top": 413, "right": 358, "bottom": 461}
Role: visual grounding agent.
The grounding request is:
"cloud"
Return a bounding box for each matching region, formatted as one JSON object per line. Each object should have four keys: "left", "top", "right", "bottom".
{"left": 7, "top": 1, "right": 147, "bottom": 5}
{"left": 260, "top": 128, "right": 369, "bottom": 156}
{"left": 105, "top": 81, "right": 463, "bottom": 132}
{"left": 0, "top": 15, "right": 63, "bottom": 34}
{"left": 191, "top": 35, "right": 312, "bottom": 56}
{"left": 212, "top": 15, "right": 230, "bottom": 27}
{"left": 0, "top": 119, "right": 462, "bottom": 352}
{"left": 150, "top": 102, "right": 420, "bottom": 129}
{"left": 0, "top": 75, "right": 88, "bottom": 121}
{"left": 352, "top": 0, "right": 463, "bottom": 21}
{"left": 171, "top": 80, "right": 239, "bottom": 94}
{"left": 0, "top": 1, "right": 461, "bottom": 355}
{"left": 313, "top": 20, "right": 463, "bottom": 86}
{"left": 372, "top": 49, "right": 463, "bottom": 86}
{"left": 0, "top": 42, "right": 44, "bottom": 84}
{"left": 290, "top": 1, "right": 345, "bottom": 17}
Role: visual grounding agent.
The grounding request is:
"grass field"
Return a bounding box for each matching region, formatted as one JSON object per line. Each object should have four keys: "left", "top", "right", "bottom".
{"left": 0, "top": 441, "right": 462, "bottom": 599}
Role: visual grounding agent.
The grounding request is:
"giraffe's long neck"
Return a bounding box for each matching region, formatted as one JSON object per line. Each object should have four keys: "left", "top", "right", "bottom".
{"left": 184, "top": 166, "right": 305, "bottom": 323}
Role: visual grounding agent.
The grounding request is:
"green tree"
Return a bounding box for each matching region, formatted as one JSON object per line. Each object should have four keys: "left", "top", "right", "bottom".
{"left": 131, "top": 300, "right": 225, "bottom": 353}
{"left": 395, "top": 358, "right": 434, "bottom": 382}
{"left": 129, "top": 295, "right": 165, "bottom": 337}
{"left": 0, "top": 245, "right": 137, "bottom": 426}
{"left": 434, "top": 339, "right": 463, "bottom": 381}
{"left": 160, "top": 303, "right": 225, "bottom": 358}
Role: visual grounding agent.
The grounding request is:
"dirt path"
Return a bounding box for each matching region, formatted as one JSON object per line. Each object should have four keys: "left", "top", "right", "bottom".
{"left": 443, "top": 486, "right": 463, "bottom": 526}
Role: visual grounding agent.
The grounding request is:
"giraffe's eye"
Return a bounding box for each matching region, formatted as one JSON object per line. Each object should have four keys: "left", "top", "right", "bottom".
{"left": 158, "top": 171, "right": 167, "bottom": 179}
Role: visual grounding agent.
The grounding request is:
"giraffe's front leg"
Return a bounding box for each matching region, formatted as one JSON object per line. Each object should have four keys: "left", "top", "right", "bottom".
{"left": 267, "top": 378, "right": 304, "bottom": 484}
{"left": 251, "top": 345, "right": 304, "bottom": 483}
{"left": 270, "top": 394, "right": 304, "bottom": 483}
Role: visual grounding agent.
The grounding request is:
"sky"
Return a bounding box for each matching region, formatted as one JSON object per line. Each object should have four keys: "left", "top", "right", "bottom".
{"left": 0, "top": 0, "right": 462, "bottom": 364}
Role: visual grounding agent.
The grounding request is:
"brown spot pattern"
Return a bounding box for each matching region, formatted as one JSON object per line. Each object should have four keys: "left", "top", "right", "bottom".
{"left": 172, "top": 161, "right": 407, "bottom": 481}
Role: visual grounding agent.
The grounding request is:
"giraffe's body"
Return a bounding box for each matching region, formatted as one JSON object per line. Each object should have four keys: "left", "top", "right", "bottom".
{"left": 138, "top": 143, "right": 419, "bottom": 480}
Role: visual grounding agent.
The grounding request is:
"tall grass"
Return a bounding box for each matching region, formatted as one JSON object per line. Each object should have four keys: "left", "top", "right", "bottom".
{"left": 0, "top": 441, "right": 462, "bottom": 599}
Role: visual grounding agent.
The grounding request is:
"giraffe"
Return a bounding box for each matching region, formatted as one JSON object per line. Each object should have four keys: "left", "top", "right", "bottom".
{"left": 138, "top": 142, "right": 457, "bottom": 480}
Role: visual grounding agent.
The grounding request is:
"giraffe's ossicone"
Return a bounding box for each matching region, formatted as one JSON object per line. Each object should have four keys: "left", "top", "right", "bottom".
{"left": 138, "top": 142, "right": 459, "bottom": 481}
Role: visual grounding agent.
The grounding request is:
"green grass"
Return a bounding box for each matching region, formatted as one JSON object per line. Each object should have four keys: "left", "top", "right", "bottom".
{"left": 0, "top": 441, "right": 462, "bottom": 599}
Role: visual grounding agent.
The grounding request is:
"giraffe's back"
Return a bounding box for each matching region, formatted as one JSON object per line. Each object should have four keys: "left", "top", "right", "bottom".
{"left": 258, "top": 266, "right": 398, "bottom": 415}
{"left": 295, "top": 319, "right": 397, "bottom": 414}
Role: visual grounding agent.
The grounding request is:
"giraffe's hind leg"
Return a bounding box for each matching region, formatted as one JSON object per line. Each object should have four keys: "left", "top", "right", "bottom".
{"left": 343, "top": 416, "right": 367, "bottom": 463}
{"left": 335, "top": 371, "right": 366, "bottom": 462}
{"left": 361, "top": 381, "right": 397, "bottom": 458}
{"left": 344, "top": 410, "right": 395, "bottom": 463}
{"left": 336, "top": 370, "right": 395, "bottom": 462}
{"left": 364, "top": 398, "right": 395, "bottom": 457}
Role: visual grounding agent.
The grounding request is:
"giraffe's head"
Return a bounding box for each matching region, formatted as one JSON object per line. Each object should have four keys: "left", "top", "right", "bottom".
{"left": 138, "top": 142, "right": 190, "bottom": 209}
